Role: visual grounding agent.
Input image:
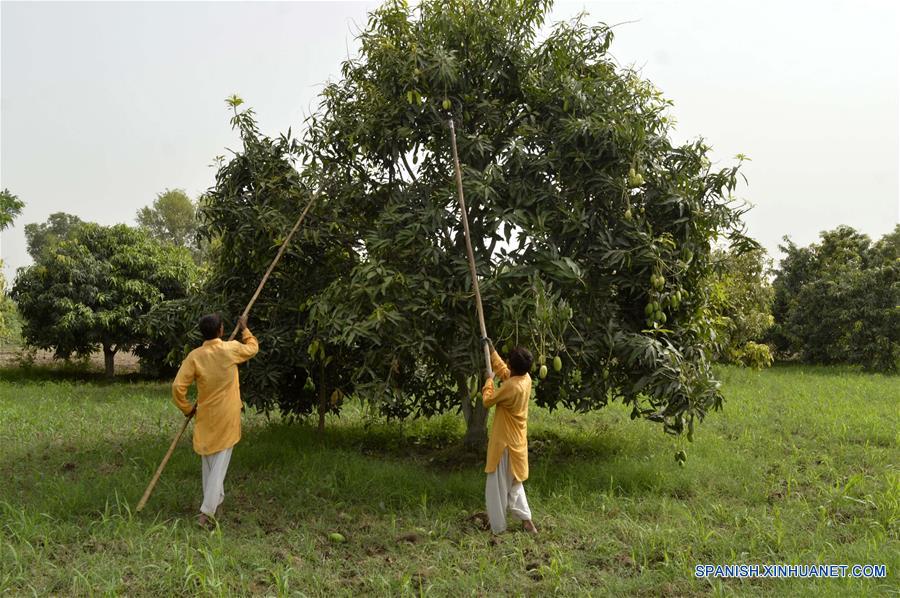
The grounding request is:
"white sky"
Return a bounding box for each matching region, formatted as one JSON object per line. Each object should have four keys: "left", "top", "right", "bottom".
{"left": 2, "top": 0, "right": 898, "bottom": 282}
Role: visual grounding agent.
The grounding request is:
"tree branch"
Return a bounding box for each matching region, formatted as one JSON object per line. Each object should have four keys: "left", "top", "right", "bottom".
{"left": 487, "top": 236, "right": 498, "bottom": 258}
{"left": 400, "top": 153, "right": 418, "bottom": 185}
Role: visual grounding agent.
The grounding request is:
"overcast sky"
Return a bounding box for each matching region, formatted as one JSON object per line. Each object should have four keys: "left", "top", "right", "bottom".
{"left": 2, "top": 0, "right": 898, "bottom": 282}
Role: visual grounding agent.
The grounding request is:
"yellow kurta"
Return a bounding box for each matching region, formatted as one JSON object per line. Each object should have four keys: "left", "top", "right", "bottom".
{"left": 482, "top": 349, "right": 531, "bottom": 482}
{"left": 172, "top": 329, "right": 259, "bottom": 456}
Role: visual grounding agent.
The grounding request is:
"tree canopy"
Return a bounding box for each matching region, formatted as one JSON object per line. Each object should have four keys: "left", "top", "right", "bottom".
{"left": 0, "top": 268, "right": 19, "bottom": 343}
{"left": 0, "top": 189, "right": 24, "bottom": 341}
{"left": 12, "top": 223, "right": 198, "bottom": 376}
{"left": 176, "top": 0, "right": 755, "bottom": 451}
{"left": 136, "top": 189, "right": 200, "bottom": 253}
{"left": 708, "top": 246, "right": 774, "bottom": 368}
{"left": 291, "top": 0, "right": 755, "bottom": 445}
{"left": 0, "top": 189, "right": 24, "bottom": 232}
{"left": 771, "top": 225, "right": 899, "bottom": 372}
{"left": 143, "top": 97, "right": 355, "bottom": 423}
{"left": 24, "top": 212, "right": 85, "bottom": 260}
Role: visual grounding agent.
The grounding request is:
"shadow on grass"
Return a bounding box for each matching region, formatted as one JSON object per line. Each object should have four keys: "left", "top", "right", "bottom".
{"left": 0, "top": 410, "right": 667, "bottom": 527}
{"left": 0, "top": 365, "right": 164, "bottom": 385}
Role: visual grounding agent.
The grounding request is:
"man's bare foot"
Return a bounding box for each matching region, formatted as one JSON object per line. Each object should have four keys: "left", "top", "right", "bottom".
{"left": 523, "top": 520, "right": 538, "bottom": 534}
{"left": 198, "top": 513, "right": 212, "bottom": 528}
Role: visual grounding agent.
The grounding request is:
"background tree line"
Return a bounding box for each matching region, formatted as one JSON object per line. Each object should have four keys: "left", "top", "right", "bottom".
{"left": 2, "top": 189, "right": 202, "bottom": 376}
{"left": 8, "top": 197, "right": 893, "bottom": 378}
{"left": 1, "top": 189, "right": 26, "bottom": 343}
{"left": 770, "top": 225, "right": 899, "bottom": 372}
{"left": 705, "top": 225, "right": 898, "bottom": 373}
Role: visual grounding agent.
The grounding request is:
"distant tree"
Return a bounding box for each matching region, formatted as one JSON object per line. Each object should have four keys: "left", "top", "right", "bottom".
{"left": 0, "top": 189, "right": 24, "bottom": 232}
{"left": 24, "top": 212, "right": 85, "bottom": 260}
{"left": 709, "top": 246, "right": 774, "bottom": 368}
{"left": 0, "top": 189, "right": 25, "bottom": 341}
{"left": 771, "top": 226, "right": 872, "bottom": 358}
{"left": 12, "top": 224, "right": 197, "bottom": 377}
{"left": 0, "top": 266, "right": 19, "bottom": 343}
{"left": 870, "top": 225, "right": 899, "bottom": 267}
{"left": 771, "top": 225, "right": 899, "bottom": 372}
{"left": 136, "top": 189, "right": 199, "bottom": 250}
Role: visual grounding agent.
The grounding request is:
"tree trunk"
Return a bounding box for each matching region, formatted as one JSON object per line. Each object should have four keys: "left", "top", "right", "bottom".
{"left": 463, "top": 399, "right": 488, "bottom": 451}
{"left": 458, "top": 372, "right": 487, "bottom": 451}
{"left": 102, "top": 344, "right": 116, "bottom": 379}
{"left": 317, "top": 362, "right": 327, "bottom": 433}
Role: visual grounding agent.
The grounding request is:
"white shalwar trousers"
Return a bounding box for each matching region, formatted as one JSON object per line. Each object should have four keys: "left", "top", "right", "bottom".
{"left": 200, "top": 447, "right": 233, "bottom": 517}
{"left": 485, "top": 448, "right": 532, "bottom": 533}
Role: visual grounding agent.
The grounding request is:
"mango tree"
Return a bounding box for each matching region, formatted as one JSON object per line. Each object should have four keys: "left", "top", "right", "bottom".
{"left": 0, "top": 189, "right": 25, "bottom": 341}
{"left": 23, "top": 213, "right": 85, "bottom": 260}
{"left": 771, "top": 225, "right": 899, "bottom": 372}
{"left": 183, "top": 98, "right": 358, "bottom": 428}
{"left": 301, "top": 0, "right": 754, "bottom": 449}
{"left": 136, "top": 189, "right": 205, "bottom": 263}
{"left": 12, "top": 223, "right": 196, "bottom": 377}
{"left": 707, "top": 246, "right": 774, "bottom": 368}
{"left": 0, "top": 189, "right": 24, "bottom": 231}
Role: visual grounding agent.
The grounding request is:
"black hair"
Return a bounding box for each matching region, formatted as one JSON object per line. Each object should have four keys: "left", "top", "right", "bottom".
{"left": 508, "top": 347, "right": 533, "bottom": 377}
{"left": 199, "top": 313, "right": 223, "bottom": 340}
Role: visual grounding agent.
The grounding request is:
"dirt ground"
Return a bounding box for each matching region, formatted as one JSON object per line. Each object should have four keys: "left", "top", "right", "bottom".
{"left": 0, "top": 342, "right": 141, "bottom": 374}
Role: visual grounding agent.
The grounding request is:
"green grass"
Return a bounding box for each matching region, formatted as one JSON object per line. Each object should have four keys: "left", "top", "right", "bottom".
{"left": 0, "top": 365, "right": 896, "bottom": 596}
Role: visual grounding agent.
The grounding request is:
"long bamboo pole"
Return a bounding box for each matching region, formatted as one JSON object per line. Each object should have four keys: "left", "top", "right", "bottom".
{"left": 448, "top": 119, "right": 493, "bottom": 379}
{"left": 135, "top": 190, "right": 318, "bottom": 512}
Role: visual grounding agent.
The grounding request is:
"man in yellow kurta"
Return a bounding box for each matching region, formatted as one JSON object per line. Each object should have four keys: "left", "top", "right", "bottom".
{"left": 172, "top": 314, "right": 258, "bottom": 525}
{"left": 481, "top": 341, "right": 537, "bottom": 534}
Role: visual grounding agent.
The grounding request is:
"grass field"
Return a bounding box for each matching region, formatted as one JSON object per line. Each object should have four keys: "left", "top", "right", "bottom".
{"left": 0, "top": 365, "right": 896, "bottom": 596}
